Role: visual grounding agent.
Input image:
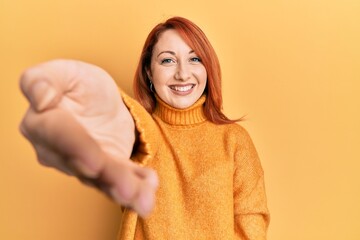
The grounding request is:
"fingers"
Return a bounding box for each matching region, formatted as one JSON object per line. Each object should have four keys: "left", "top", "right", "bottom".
{"left": 134, "top": 167, "right": 159, "bottom": 189}
{"left": 131, "top": 167, "right": 158, "bottom": 217}
{"left": 132, "top": 179, "right": 157, "bottom": 217}
{"left": 21, "top": 106, "right": 159, "bottom": 217}
{"left": 101, "top": 159, "right": 159, "bottom": 218}
{"left": 19, "top": 59, "right": 81, "bottom": 112}
{"left": 20, "top": 66, "right": 63, "bottom": 112}
{"left": 33, "top": 144, "right": 75, "bottom": 176}
{"left": 20, "top": 107, "right": 105, "bottom": 178}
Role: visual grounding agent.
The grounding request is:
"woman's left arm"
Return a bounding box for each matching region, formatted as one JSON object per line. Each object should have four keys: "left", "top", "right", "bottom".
{"left": 233, "top": 128, "right": 270, "bottom": 239}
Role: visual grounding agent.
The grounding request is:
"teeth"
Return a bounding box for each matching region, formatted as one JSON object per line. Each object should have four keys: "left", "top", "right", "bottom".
{"left": 170, "top": 85, "right": 193, "bottom": 92}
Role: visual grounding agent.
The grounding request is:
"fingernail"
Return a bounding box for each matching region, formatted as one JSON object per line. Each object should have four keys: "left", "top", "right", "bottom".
{"left": 30, "top": 81, "right": 57, "bottom": 112}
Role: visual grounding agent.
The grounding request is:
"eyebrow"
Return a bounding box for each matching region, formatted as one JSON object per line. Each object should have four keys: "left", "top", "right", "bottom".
{"left": 157, "top": 50, "right": 195, "bottom": 58}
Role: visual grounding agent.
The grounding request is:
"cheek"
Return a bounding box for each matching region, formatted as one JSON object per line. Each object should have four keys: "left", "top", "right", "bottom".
{"left": 197, "top": 67, "right": 207, "bottom": 85}
{"left": 151, "top": 68, "right": 171, "bottom": 86}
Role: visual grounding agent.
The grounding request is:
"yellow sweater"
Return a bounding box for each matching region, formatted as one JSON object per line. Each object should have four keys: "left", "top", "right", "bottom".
{"left": 118, "top": 92, "right": 270, "bottom": 240}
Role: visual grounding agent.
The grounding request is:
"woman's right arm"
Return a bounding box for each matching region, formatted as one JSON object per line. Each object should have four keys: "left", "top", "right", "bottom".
{"left": 19, "top": 59, "right": 158, "bottom": 217}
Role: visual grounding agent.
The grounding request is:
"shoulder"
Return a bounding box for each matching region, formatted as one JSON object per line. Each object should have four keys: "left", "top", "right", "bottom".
{"left": 204, "top": 122, "right": 257, "bottom": 157}
{"left": 229, "top": 124, "right": 262, "bottom": 170}
{"left": 217, "top": 122, "right": 254, "bottom": 145}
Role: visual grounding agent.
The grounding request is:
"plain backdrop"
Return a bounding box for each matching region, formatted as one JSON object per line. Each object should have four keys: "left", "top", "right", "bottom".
{"left": 1, "top": 0, "right": 359, "bottom": 239}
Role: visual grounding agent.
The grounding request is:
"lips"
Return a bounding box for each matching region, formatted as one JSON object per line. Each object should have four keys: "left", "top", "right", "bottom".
{"left": 169, "top": 84, "right": 195, "bottom": 92}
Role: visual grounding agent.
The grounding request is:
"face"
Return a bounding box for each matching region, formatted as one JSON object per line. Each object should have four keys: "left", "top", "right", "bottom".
{"left": 147, "top": 29, "right": 207, "bottom": 109}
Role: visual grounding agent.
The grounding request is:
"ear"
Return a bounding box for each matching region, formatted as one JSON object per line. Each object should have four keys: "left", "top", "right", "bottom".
{"left": 146, "top": 68, "right": 152, "bottom": 81}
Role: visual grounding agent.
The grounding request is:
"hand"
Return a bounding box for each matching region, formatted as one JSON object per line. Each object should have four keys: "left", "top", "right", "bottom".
{"left": 19, "top": 59, "right": 158, "bottom": 217}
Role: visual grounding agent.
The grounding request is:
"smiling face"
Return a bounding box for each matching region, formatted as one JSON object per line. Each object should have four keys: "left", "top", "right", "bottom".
{"left": 147, "top": 29, "right": 207, "bottom": 109}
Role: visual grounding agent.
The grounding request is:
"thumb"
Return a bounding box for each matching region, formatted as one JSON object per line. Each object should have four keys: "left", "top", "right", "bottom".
{"left": 20, "top": 69, "right": 61, "bottom": 112}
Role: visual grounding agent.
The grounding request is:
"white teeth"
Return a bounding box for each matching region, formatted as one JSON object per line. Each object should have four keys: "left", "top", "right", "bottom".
{"left": 170, "top": 85, "right": 193, "bottom": 92}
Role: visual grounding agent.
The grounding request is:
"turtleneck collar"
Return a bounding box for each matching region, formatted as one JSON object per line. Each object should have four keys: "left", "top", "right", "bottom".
{"left": 153, "top": 94, "right": 207, "bottom": 126}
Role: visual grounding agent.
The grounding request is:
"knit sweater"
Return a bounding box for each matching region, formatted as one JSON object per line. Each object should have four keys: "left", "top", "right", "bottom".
{"left": 117, "top": 92, "right": 270, "bottom": 240}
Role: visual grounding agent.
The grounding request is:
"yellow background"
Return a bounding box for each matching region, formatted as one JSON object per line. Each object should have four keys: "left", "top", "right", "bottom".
{"left": 1, "top": 0, "right": 359, "bottom": 239}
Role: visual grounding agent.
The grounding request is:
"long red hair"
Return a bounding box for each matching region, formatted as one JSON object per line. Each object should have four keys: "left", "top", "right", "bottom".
{"left": 133, "top": 16, "right": 238, "bottom": 124}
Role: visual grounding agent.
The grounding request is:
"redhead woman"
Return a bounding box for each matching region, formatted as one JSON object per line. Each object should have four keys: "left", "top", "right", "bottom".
{"left": 20, "top": 17, "right": 270, "bottom": 239}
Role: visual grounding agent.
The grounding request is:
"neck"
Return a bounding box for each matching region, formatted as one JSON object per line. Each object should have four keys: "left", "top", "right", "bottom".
{"left": 153, "top": 95, "right": 207, "bottom": 126}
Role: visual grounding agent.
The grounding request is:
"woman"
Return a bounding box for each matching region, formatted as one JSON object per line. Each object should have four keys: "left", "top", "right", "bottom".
{"left": 20, "top": 17, "right": 269, "bottom": 239}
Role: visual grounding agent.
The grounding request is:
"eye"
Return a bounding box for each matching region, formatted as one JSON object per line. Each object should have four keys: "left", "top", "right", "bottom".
{"left": 190, "top": 57, "right": 202, "bottom": 63}
{"left": 161, "top": 58, "right": 175, "bottom": 64}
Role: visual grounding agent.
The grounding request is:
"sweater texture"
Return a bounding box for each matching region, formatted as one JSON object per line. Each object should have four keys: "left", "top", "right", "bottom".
{"left": 118, "top": 92, "right": 270, "bottom": 239}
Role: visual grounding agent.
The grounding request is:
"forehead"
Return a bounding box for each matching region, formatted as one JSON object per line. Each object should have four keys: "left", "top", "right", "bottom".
{"left": 153, "top": 29, "right": 192, "bottom": 52}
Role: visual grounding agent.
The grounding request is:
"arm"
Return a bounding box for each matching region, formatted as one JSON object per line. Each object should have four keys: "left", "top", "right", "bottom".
{"left": 233, "top": 128, "right": 270, "bottom": 239}
{"left": 19, "top": 59, "right": 158, "bottom": 217}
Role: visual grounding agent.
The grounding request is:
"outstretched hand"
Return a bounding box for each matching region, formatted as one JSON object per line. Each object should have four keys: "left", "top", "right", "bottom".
{"left": 19, "top": 59, "right": 158, "bottom": 217}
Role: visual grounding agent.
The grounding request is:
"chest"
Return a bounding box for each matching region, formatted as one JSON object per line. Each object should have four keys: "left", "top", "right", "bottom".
{"left": 150, "top": 123, "right": 235, "bottom": 194}
{"left": 142, "top": 121, "right": 236, "bottom": 237}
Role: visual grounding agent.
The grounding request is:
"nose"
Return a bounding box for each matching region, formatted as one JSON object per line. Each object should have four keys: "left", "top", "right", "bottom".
{"left": 174, "top": 63, "right": 191, "bottom": 81}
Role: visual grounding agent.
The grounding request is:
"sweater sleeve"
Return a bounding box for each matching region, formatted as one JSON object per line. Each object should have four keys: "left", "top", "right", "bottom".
{"left": 233, "top": 127, "right": 270, "bottom": 239}
{"left": 119, "top": 90, "right": 161, "bottom": 166}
